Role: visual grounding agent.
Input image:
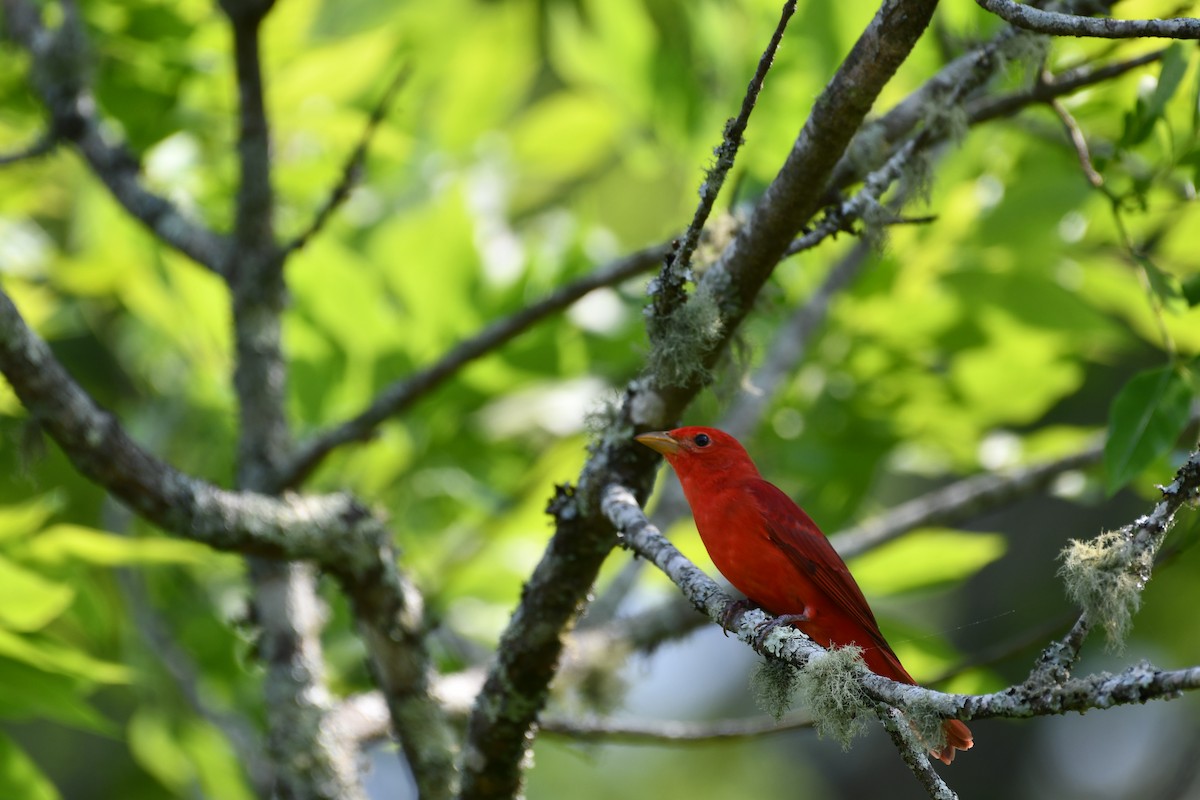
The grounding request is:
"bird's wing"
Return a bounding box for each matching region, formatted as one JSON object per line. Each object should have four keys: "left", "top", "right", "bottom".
{"left": 745, "top": 478, "right": 889, "bottom": 650}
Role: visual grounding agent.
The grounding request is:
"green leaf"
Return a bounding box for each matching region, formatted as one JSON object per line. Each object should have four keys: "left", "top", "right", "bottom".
{"left": 20, "top": 525, "right": 214, "bottom": 567}
{"left": 0, "top": 556, "right": 74, "bottom": 632}
{"left": 0, "top": 495, "right": 63, "bottom": 544}
{"left": 1147, "top": 43, "right": 1189, "bottom": 124}
{"left": 0, "top": 730, "right": 59, "bottom": 800}
{"left": 1181, "top": 272, "right": 1200, "bottom": 308}
{"left": 0, "top": 661, "right": 112, "bottom": 733}
{"left": 128, "top": 709, "right": 194, "bottom": 793}
{"left": 1121, "top": 43, "right": 1189, "bottom": 147}
{"left": 847, "top": 528, "right": 1007, "bottom": 596}
{"left": 0, "top": 630, "right": 131, "bottom": 684}
{"left": 1137, "top": 255, "right": 1187, "bottom": 314}
{"left": 181, "top": 720, "right": 256, "bottom": 800}
{"left": 1104, "top": 365, "right": 1194, "bottom": 494}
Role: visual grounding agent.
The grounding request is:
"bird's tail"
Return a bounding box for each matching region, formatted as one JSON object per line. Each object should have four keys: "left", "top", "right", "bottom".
{"left": 930, "top": 719, "right": 974, "bottom": 765}
{"left": 868, "top": 643, "right": 974, "bottom": 765}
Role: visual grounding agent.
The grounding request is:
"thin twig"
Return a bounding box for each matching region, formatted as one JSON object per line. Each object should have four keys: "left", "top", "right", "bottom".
{"left": 0, "top": 130, "right": 57, "bottom": 165}
{"left": 654, "top": 0, "right": 798, "bottom": 317}
{"left": 967, "top": 47, "right": 1169, "bottom": 124}
{"left": 834, "top": 438, "right": 1106, "bottom": 559}
{"left": 878, "top": 706, "right": 958, "bottom": 800}
{"left": 286, "top": 63, "right": 412, "bottom": 254}
{"left": 539, "top": 710, "right": 814, "bottom": 744}
{"left": 975, "top": 0, "right": 1200, "bottom": 39}
{"left": 275, "top": 243, "right": 667, "bottom": 489}
{"left": 1051, "top": 97, "right": 1105, "bottom": 186}
{"left": 2, "top": 0, "right": 231, "bottom": 274}
{"left": 115, "top": 559, "right": 275, "bottom": 796}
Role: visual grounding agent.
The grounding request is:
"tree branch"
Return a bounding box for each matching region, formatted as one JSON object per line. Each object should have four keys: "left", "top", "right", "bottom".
{"left": 0, "top": 285, "right": 459, "bottom": 799}
{"left": 975, "top": 0, "right": 1200, "bottom": 39}
{"left": 654, "top": 0, "right": 797, "bottom": 316}
{"left": 1, "top": 0, "right": 232, "bottom": 274}
{"left": 0, "top": 129, "right": 57, "bottom": 166}
{"left": 459, "top": 5, "right": 940, "bottom": 797}
{"left": 1051, "top": 97, "right": 1105, "bottom": 187}
{"left": 115, "top": 558, "right": 274, "bottom": 797}
{"left": 876, "top": 705, "right": 958, "bottom": 800}
{"left": 276, "top": 243, "right": 667, "bottom": 490}
{"left": 538, "top": 709, "right": 814, "bottom": 745}
{"left": 833, "top": 438, "right": 1105, "bottom": 558}
{"left": 284, "top": 63, "right": 412, "bottom": 255}
{"left": 966, "top": 46, "right": 1169, "bottom": 124}
{"left": 219, "top": 0, "right": 276, "bottom": 254}
{"left": 600, "top": 441, "right": 1200, "bottom": 756}
{"left": 208, "top": 4, "right": 362, "bottom": 796}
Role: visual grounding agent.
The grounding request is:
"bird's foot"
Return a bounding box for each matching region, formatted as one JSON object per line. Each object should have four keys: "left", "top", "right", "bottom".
{"left": 752, "top": 613, "right": 808, "bottom": 649}
{"left": 719, "top": 598, "right": 760, "bottom": 636}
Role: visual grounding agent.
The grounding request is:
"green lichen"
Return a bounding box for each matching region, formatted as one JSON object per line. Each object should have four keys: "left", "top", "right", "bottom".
{"left": 647, "top": 286, "right": 723, "bottom": 389}
{"left": 1059, "top": 529, "right": 1149, "bottom": 651}
{"left": 794, "top": 647, "right": 871, "bottom": 750}
{"left": 750, "top": 657, "right": 799, "bottom": 722}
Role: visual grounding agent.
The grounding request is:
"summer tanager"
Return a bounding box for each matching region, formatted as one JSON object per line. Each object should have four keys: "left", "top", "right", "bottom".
{"left": 636, "top": 426, "right": 973, "bottom": 764}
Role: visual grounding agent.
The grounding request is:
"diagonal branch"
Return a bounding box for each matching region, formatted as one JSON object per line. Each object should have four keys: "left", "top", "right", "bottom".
{"left": 285, "top": 63, "right": 412, "bottom": 254}
{"left": 275, "top": 243, "right": 667, "bottom": 489}
{"left": 0, "top": 285, "right": 366, "bottom": 561}
{"left": 1, "top": 0, "right": 232, "bottom": 274}
{"left": 975, "top": 0, "right": 1200, "bottom": 39}
{"left": 966, "top": 46, "right": 1169, "bottom": 124}
{"left": 833, "top": 438, "right": 1105, "bottom": 558}
{"left": 654, "top": 0, "right": 797, "bottom": 317}
{"left": 459, "top": 4, "right": 941, "bottom": 797}
{"left": 0, "top": 129, "right": 57, "bottom": 165}
{"left": 877, "top": 705, "right": 958, "bottom": 800}
{"left": 602, "top": 477, "right": 1200, "bottom": 791}
{"left": 0, "top": 283, "right": 457, "bottom": 798}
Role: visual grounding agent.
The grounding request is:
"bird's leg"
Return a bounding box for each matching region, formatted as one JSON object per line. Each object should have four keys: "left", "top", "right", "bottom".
{"left": 719, "top": 597, "right": 761, "bottom": 636}
{"left": 752, "top": 613, "right": 809, "bottom": 649}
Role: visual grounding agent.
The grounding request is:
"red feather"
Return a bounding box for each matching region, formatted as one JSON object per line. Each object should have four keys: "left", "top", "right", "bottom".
{"left": 636, "top": 426, "right": 973, "bottom": 764}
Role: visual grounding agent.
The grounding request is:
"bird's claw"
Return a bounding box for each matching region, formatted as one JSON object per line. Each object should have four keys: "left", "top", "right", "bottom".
{"left": 752, "top": 613, "right": 808, "bottom": 649}
{"left": 719, "top": 598, "right": 760, "bottom": 636}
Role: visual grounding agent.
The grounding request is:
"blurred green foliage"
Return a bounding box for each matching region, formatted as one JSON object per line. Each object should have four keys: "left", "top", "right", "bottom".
{"left": 2, "top": 0, "right": 1200, "bottom": 797}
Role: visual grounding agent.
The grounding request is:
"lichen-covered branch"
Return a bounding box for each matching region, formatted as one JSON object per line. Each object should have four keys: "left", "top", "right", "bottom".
{"left": 601, "top": 444, "right": 1200, "bottom": 762}
{"left": 975, "top": 0, "right": 1200, "bottom": 39}
{"left": 0, "top": 282, "right": 458, "bottom": 800}
{"left": 458, "top": 5, "right": 940, "bottom": 797}
{"left": 966, "top": 47, "right": 1168, "bottom": 124}
{"left": 876, "top": 706, "right": 958, "bottom": 800}
{"left": 653, "top": 0, "right": 797, "bottom": 317}
{"left": 211, "top": 2, "right": 359, "bottom": 794}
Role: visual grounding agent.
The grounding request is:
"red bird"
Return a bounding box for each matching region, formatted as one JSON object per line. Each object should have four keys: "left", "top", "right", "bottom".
{"left": 636, "top": 426, "right": 973, "bottom": 765}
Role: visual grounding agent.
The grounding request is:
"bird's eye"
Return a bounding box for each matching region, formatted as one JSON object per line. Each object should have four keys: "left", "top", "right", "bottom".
{"left": 694, "top": 433, "right": 711, "bottom": 447}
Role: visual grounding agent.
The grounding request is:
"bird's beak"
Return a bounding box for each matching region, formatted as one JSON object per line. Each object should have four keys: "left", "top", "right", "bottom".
{"left": 635, "top": 431, "right": 681, "bottom": 455}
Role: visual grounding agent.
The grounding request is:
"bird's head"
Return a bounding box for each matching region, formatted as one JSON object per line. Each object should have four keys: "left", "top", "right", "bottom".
{"left": 635, "top": 426, "right": 761, "bottom": 484}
